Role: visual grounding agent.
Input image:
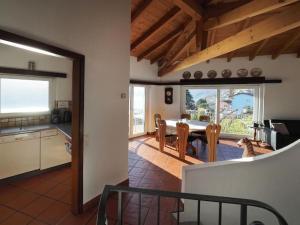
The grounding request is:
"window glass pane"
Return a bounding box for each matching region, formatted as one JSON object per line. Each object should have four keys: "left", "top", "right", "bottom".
{"left": 185, "top": 89, "right": 217, "bottom": 122}
{"left": 1, "top": 78, "right": 49, "bottom": 113}
{"left": 132, "top": 86, "right": 145, "bottom": 135}
{"left": 220, "top": 88, "right": 254, "bottom": 135}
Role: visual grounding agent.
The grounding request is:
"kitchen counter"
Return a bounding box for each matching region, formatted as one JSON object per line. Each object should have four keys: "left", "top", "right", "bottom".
{"left": 0, "top": 123, "right": 72, "bottom": 139}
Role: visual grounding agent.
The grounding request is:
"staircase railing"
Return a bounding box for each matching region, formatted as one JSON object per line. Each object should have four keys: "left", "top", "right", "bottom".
{"left": 97, "top": 185, "right": 288, "bottom": 225}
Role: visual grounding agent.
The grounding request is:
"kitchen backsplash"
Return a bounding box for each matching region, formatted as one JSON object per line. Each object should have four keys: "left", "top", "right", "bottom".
{"left": 0, "top": 115, "right": 51, "bottom": 128}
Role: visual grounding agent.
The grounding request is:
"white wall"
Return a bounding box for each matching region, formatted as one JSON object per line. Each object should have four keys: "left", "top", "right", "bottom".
{"left": 0, "top": 44, "right": 72, "bottom": 101}
{"left": 159, "top": 55, "right": 300, "bottom": 120}
{"left": 130, "top": 57, "right": 182, "bottom": 132}
{"left": 130, "top": 55, "right": 300, "bottom": 131}
{"left": 130, "top": 56, "right": 158, "bottom": 81}
{"left": 0, "top": 0, "right": 130, "bottom": 203}
{"left": 181, "top": 141, "right": 300, "bottom": 225}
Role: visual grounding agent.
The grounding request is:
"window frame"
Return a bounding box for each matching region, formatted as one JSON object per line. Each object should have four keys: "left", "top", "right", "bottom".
{"left": 129, "top": 84, "right": 148, "bottom": 138}
{"left": 0, "top": 74, "right": 55, "bottom": 118}
{"left": 181, "top": 84, "right": 263, "bottom": 139}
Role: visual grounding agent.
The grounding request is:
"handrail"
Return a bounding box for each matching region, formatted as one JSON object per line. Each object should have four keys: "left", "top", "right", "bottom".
{"left": 97, "top": 185, "right": 288, "bottom": 225}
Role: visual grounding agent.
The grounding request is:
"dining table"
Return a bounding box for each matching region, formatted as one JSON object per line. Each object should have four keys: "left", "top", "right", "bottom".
{"left": 165, "top": 119, "right": 209, "bottom": 132}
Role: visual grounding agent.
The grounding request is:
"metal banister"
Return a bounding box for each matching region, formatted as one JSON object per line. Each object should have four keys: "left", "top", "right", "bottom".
{"left": 97, "top": 185, "right": 288, "bottom": 225}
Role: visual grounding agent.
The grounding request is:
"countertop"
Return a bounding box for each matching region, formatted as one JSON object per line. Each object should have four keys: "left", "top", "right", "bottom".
{"left": 0, "top": 123, "right": 72, "bottom": 139}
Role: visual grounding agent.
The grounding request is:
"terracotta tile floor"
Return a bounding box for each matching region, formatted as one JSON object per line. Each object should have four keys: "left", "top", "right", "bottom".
{"left": 0, "top": 136, "right": 271, "bottom": 225}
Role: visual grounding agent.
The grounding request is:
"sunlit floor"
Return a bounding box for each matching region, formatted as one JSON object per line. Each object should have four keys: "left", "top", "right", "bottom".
{"left": 128, "top": 135, "right": 272, "bottom": 180}
{"left": 0, "top": 136, "right": 271, "bottom": 225}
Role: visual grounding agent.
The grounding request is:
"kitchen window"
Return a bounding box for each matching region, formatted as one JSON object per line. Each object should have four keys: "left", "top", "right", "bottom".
{"left": 0, "top": 77, "right": 51, "bottom": 114}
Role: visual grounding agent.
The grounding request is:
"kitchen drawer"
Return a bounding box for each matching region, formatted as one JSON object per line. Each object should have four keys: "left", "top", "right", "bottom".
{"left": 0, "top": 132, "right": 40, "bottom": 144}
{"left": 41, "top": 129, "right": 58, "bottom": 137}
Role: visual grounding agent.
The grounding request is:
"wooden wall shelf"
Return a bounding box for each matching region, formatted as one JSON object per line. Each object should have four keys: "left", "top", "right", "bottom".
{"left": 130, "top": 77, "right": 282, "bottom": 86}
{"left": 0, "top": 66, "right": 67, "bottom": 78}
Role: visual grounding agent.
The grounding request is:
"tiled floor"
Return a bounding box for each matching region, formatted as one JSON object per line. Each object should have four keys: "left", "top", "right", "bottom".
{"left": 0, "top": 136, "right": 271, "bottom": 225}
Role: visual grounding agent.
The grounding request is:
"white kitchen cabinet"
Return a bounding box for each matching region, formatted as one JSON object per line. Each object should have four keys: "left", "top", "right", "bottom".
{"left": 41, "top": 129, "right": 71, "bottom": 169}
{"left": 0, "top": 132, "right": 40, "bottom": 179}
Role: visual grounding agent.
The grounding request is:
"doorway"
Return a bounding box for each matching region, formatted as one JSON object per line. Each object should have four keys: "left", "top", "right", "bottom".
{"left": 0, "top": 29, "right": 85, "bottom": 214}
{"left": 129, "top": 85, "right": 146, "bottom": 138}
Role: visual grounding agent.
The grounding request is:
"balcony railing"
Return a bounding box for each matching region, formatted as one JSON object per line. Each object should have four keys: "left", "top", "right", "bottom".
{"left": 97, "top": 185, "right": 288, "bottom": 225}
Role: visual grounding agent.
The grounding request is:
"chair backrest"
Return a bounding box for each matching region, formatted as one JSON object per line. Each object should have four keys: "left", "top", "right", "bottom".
{"left": 158, "top": 120, "right": 166, "bottom": 151}
{"left": 181, "top": 113, "right": 191, "bottom": 120}
{"left": 154, "top": 113, "right": 162, "bottom": 128}
{"left": 206, "top": 124, "right": 221, "bottom": 162}
{"left": 176, "top": 122, "right": 189, "bottom": 160}
{"left": 199, "top": 115, "right": 210, "bottom": 122}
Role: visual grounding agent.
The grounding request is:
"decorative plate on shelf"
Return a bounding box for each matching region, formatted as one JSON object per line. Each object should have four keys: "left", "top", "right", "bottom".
{"left": 221, "top": 69, "right": 232, "bottom": 78}
{"left": 194, "top": 71, "right": 203, "bottom": 79}
{"left": 182, "top": 71, "right": 191, "bottom": 79}
{"left": 207, "top": 70, "right": 217, "bottom": 79}
{"left": 250, "top": 68, "right": 263, "bottom": 77}
{"left": 237, "top": 68, "right": 248, "bottom": 77}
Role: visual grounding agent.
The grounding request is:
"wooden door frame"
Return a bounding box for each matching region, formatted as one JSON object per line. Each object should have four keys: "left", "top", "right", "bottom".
{"left": 0, "top": 29, "right": 85, "bottom": 214}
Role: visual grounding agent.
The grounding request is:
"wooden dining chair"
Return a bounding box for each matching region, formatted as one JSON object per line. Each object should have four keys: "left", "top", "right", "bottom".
{"left": 158, "top": 120, "right": 176, "bottom": 151}
{"left": 206, "top": 124, "right": 221, "bottom": 162}
{"left": 199, "top": 115, "right": 210, "bottom": 122}
{"left": 181, "top": 113, "right": 191, "bottom": 120}
{"left": 154, "top": 113, "right": 161, "bottom": 141}
{"left": 176, "top": 122, "right": 189, "bottom": 160}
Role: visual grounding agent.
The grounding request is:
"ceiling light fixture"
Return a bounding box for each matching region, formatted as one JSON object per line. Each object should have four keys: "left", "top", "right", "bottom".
{"left": 0, "top": 39, "right": 63, "bottom": 58}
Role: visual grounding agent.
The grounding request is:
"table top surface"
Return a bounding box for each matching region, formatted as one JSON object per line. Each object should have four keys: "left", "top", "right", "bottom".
{"left": 165, "top": 119, "right": 209, "bottom": 131}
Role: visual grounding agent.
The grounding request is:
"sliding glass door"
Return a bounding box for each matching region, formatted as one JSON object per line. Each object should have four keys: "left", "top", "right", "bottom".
{"left": 129, "top": 85, "right": 146, "bottom": 137}
{"left": 183, "top": 86, "right": 260, "bottom": 137}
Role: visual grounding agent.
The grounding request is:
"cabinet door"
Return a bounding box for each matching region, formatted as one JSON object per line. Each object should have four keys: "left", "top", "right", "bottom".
{"left": 41, "top": 132, "right": 71, "bottom": 169}
{"left": 0, "top": 138, "right": 40, "bottom": 179}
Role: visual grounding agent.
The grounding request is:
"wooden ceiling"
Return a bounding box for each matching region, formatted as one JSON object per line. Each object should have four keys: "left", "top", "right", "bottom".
{"left": 130, "top": 0, "right": 300, "bottom": 76}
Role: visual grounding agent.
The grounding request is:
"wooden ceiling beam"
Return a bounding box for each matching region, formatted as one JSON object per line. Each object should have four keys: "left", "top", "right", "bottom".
{"left": 150, "top": 37, "right": 179, "bottom": 65}
{"left": 195, "top": 20, "right": 203, "bottom": 50}
{"left": 162, "top": 3, "right": 300, "bottom": 75}
{"left": 207, "top": 29, "right": 216, "bottom": 47}
{"left": 204, "top": 1, "right": 252, "bottom": 19}
{"left": 272, "top": 32, "right": 300, "bottom": 59}
{"left": 163, "top": 19, "right": 194, "bottom": 62}
{"left": 159, "top": 29, "right": 196, "bottom": 76}
{"left": 227, "top": 52, "right": 234, "bottom": 62}
{"left": 169, "top": 30, "right": 196, "bottom": 64}
{"left": 137, "top": 24, "right": 185, "bottom": 61}
{"left": 227, "top": 18, "right": 252, "bottom": 62}
{"left": 204, "top": 0, "right": 299, "bottom": 31}
{"left": 131, "top": 0, "right": 153, "bottom": 24}
{"left": 200, "top": 30, "right": 208, "bottom": 50}
{"left": 173, "top": 0, "right": 203, "bottom": 20}
{"left": 131, "top": 6, "right": 181, "bottom": 50}
{"left": 150, "top": 52, "right": 165, "bottom": 65}
{"left": 249, "top": 38, "right": 270, "bottom": 61}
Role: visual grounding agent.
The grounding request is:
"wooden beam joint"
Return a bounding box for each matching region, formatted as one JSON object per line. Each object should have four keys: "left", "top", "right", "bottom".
{"left": 173, "top": 0, "right": 203, "bottom": 19}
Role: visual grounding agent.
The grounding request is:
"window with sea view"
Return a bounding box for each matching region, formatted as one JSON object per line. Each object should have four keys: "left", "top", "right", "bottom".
{"left": 184, "top": 86, "right": 259, "bottom": 136}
